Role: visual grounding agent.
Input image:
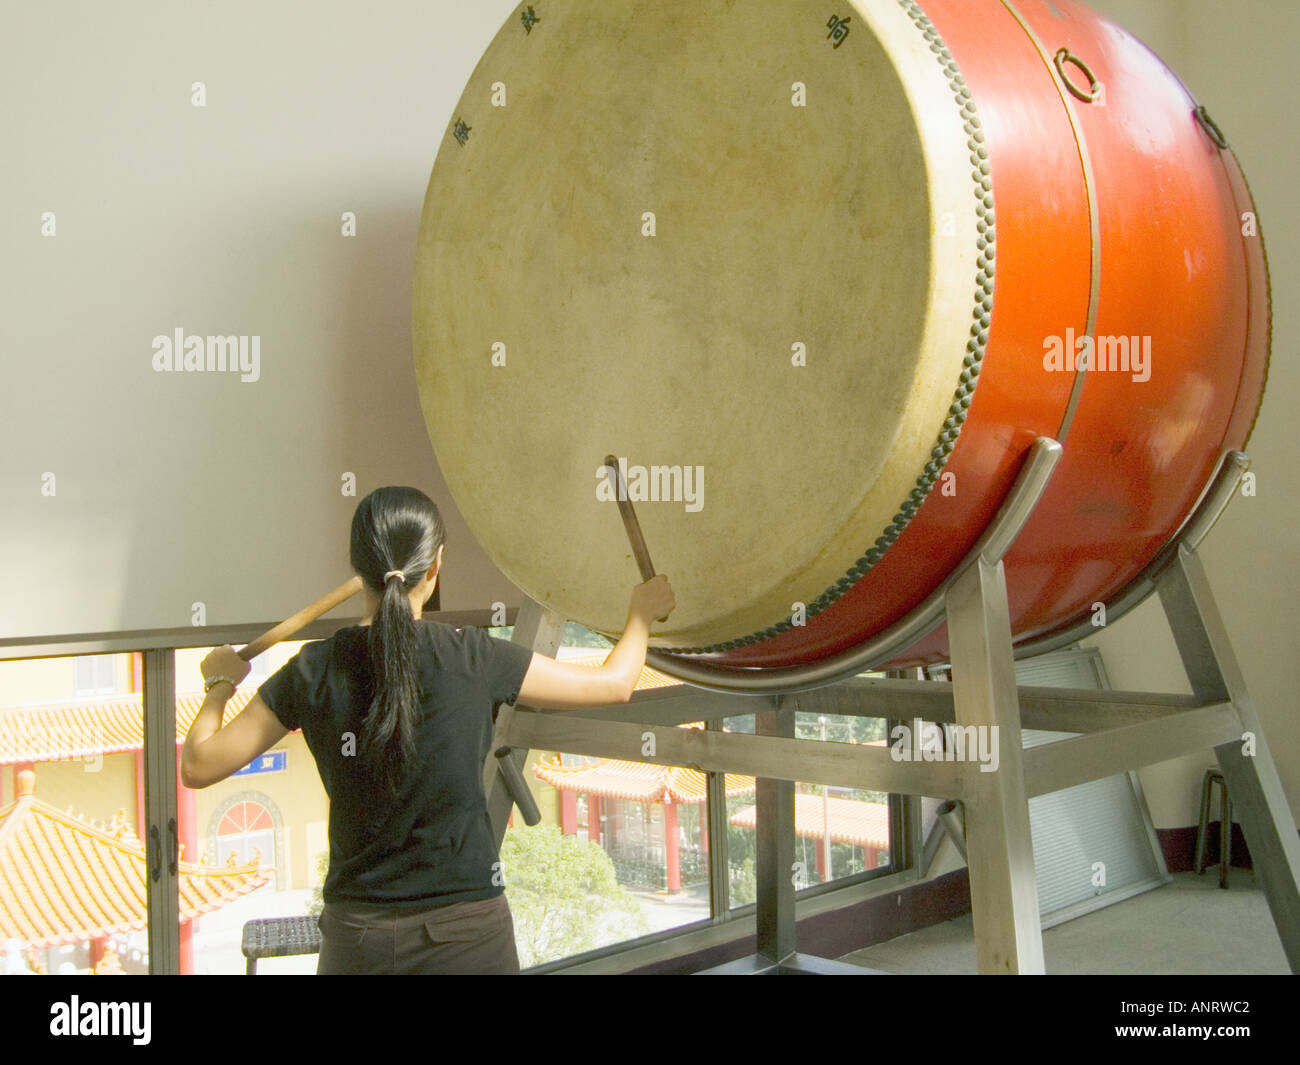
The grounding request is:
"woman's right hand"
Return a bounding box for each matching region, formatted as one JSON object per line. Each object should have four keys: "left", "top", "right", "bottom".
{"left": 629, "top": 574, "right": 675, "bottom": 624}
{"left": 514, "top": 574, "right": 677, "bottom": 710}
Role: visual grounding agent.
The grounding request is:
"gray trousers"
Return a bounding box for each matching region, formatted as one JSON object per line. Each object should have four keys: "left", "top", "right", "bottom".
{"left": 316, "top": 892, "right": 520, "bottom": 974}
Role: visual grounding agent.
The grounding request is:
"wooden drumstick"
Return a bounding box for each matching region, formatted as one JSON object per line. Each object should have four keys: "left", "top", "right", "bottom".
{"left": 237, "top": 576, "right": 364, "bottom": 661}
{"left": 605, "top": 455, "right": 656, "bottom": 580}
{"left": 605, "top": 454, "right": 672, "bottom": 625}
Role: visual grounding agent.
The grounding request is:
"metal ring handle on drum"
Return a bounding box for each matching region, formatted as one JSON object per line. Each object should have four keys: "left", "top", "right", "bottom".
{"left": 1053, "top": 48, "right": 1102, "bottom": 104}
{"left": 1193, "top": 105, "right": 1230, "bottom": 150}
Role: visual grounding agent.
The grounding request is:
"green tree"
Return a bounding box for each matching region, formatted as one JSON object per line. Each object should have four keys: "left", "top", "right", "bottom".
{"left": 500, "top": 824, "right": 649, "bottom": 968}
{"left": 308, "top": 851, "right": 329, "bottom": 916}
{"left": 730, "top": 854, "right": 757, "bottom": 907}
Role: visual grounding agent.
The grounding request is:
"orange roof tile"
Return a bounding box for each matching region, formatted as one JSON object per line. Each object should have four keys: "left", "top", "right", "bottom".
{"left": 729, "top": 793, "right": 890, "bottom": 849}
{"left": 0, "top": 770, "right": 269, "bottom": 950}
{"left": 533, "top": 753, "right": 755, "bottom": 804}
{"left": 0, "top": 691, "right": 254, "bottom": 764}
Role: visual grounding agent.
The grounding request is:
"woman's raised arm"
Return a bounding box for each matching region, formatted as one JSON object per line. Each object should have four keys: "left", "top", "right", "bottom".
{"left": 516, "top": 575, "right": 675, "bottom": 709}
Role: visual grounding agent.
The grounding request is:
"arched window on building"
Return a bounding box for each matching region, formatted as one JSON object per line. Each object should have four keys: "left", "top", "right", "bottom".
{"left": 217, "top": 799, "right": 274, "bottom": 870}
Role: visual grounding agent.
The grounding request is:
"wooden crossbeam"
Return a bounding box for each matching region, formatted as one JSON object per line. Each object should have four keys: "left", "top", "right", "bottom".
{"left": 502, "top": 710, "right": 965, "bottom": 798}
{"left": 1022, "top": 701, "right": 1239, "bottom": 797}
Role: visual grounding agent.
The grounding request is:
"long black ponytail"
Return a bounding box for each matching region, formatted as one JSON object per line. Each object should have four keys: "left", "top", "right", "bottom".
{"left": 349, "top": 486, "right": 445, "bottom": 794}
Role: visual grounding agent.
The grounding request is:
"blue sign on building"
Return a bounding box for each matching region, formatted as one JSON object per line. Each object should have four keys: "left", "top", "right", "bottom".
{"left": 235, "top": 750, "right": 286, "bottom": 776}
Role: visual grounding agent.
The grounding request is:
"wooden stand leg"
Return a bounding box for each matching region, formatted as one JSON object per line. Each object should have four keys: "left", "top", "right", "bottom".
{"left": 485, "top": 597, "right": 568, "bottom": 847}
{"left": 1159, "top": 547, "right": 1300, "bottom": 971}
{"left": 946, "top": 556, "right": 1045, "bottom": 974}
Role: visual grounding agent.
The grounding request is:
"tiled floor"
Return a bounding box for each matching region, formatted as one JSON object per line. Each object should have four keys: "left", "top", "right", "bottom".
{"left": 837, "top": 870, "right": 1289, "bottom": 974}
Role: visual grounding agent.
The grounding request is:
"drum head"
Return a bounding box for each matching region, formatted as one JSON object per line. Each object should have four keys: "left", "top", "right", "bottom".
{"left": 414, "top": 0, "right": 983, "bottom": 647}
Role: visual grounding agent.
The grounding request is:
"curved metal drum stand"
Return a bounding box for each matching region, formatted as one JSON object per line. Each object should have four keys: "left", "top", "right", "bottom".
{"left": 487, "top": 440, "right": 1300, "bottom": 975}
{"left": 644, "top": 437, "right": 1065, "bottom": 694}
{"left": 643, "top": 441, "right": 1250, "bottom": 693}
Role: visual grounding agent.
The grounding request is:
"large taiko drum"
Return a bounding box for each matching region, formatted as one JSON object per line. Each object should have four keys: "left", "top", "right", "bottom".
{"left": 412, "top": 0, "right": 1268, "bottom": 687}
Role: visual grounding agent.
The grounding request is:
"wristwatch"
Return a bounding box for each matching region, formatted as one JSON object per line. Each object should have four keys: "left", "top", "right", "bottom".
{"left": 204, "top": 675, "right": 238, "bottom": 693}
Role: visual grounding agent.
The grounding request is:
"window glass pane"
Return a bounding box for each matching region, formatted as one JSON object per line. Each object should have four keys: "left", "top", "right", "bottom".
{"left": 488, "top": 620, "right": 613, "bottom": 653}
{"left": 0, "top": 651, "right": 138, "bottom": 973}
{"left": 176, "top": 641, "right": 324, "bottom": 975}
{"left": 497, "top": 621, "right": 710, "bottom": 967}
{"left": 509, "top": 741, "right": 711, "bottom": 967}
{"left": 723, "top": 715, "right": 756, "bottom": 910}
{"left": 73, "top": 654, "right": 116, "bottom": 695}
{"left": 724, "top": 705, "right": 894, "bottom": 904}
{"left": 243, "top": 653, "right": 272, "bottom": 685}
{"left": 794, "top": 710, "right": 892, "bottom": 887}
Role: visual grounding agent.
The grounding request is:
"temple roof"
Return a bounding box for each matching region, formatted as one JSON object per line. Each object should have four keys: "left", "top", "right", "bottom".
{"left": 533, "top": 753, "right": 755, "bottom": 803}
{"left": 0, "top": 770, "right": 269, "bottom": 950}
{"left": 535, "top": 750, "right": 889, "bottom": 848}
{"left": 0, "top": 690, "right": 252, "bottom": 765}
{"left": 729, "top": 793, "right": 890, "bottom": 849}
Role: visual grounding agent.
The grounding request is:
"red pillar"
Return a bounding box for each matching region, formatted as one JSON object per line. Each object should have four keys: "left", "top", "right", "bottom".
{"left": 664, "top": 800, "right": 680, "bottom": 893}
{"left": 815, "top": 835, "right": 827, "bottom": 882}
{"left": 176, "top": 747, "right": 196, "bottom": 975}
{"left": 865, "top": 845, "right": 877, "bottom": 870}
{"left": 134, "top": 751, "right": 145, "bottom": 844}
{"left": 560, "top": 789, "right": 577, "bottom": 835}
{"left": 589, "top": 795, "right": 601, "bottom": 845}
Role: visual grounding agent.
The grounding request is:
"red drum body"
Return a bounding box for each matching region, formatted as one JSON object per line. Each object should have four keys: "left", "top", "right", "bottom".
{"left": 720, "top": 0, "right": 1269, "bottom": 669}
{"left": 412, "top": 0, "right": 1268, "bottom": 681}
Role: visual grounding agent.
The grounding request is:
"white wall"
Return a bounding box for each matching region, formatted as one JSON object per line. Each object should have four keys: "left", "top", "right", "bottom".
{"left": 1082, "top": 0, "right": 1300, "bottom": 827}
{"left": 0, "top": 0, "right": 524, "bottom": 641}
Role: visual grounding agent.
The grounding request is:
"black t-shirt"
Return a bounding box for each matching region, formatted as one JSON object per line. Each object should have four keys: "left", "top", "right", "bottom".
{"left": 257, "top": 620, "right": 533, "bottom": 911}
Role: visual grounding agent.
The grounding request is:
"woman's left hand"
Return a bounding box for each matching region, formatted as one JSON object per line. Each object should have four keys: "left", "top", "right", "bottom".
{"left": 200, "top": 645, "right": 252, "bottom": 690}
